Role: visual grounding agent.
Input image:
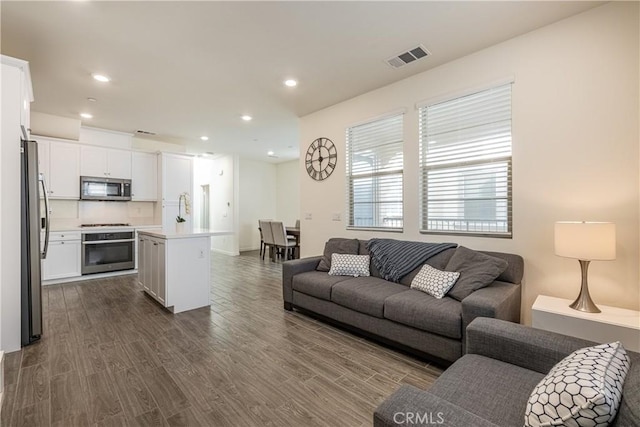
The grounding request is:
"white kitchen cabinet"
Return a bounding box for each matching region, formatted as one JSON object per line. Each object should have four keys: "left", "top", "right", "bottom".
{"left": 138, "top": 234, "right": 167, "bottom": 305}
{"left": 33, "top": 136, "right": 80, "bottom": 199}
{"left": 160, "top": 153, "right": 194, "bottom": 231}
{"left": 80, "top": 146, "right": 132, "bottom": 179}
{"left": 41, "top": 232, "right": 81, "bottom": 281}
{"left": 131, "top": 152, "right": 158, "bottom": 201}
{"left": 161, "top": 153, "right": 193, "bottom": 202}
{"left": 48, "top": 141, "right": 80, "bottom": 199}
{"left": 2, "top": 55, "right": 33, "bottom": 352}
{"left": 137, "top": 229, "right": 212, "bottom": 313}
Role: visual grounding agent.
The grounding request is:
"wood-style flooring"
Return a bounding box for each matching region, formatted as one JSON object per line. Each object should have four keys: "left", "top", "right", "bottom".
{"left": 2, "top": 251, "right": 442, "bottom": 426}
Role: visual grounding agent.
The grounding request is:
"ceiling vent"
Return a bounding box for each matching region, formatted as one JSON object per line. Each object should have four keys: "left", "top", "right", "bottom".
{"left": 135, "top": 129, "right": 156, "bottom": 136}
{"left": 386, "top": 45, "right": 430, "bottom": 69}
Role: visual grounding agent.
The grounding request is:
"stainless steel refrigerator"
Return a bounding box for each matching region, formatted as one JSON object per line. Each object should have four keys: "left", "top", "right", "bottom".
{"left": 20, "top": 130, "right": 50, "bottom": 346}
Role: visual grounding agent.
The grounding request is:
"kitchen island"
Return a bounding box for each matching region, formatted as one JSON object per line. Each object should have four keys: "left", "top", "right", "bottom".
{"left": 137, "top": 229, "right": 230, "bottom": 313}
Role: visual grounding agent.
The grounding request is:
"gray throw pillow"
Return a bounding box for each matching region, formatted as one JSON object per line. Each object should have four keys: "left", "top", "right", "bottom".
{"left": 445, "top": 246, "right": 508, "bottom": 301}
{"left": 316, "top": 238, "right": 360, "bottom": 272}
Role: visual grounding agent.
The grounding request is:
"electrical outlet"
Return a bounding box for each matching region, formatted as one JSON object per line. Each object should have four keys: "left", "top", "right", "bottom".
{"left": 304, "top": 212, "right": 312, "bottom": 220}
{"left": 332, "top": 212, "right": 341, "bottom": 221}
{"left": 199, "top": 249, "right": 204, "bottom": 259}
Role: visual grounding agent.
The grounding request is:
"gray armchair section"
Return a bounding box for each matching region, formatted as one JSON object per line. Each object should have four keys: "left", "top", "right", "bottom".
{"left": 374, "top": 318, "right": 640, "bottom": 427}
{"left": 282, "top": 256, "right": 321, "bottom": 310}
{"left": 282, "top": 239, "right": 523, "bottom": 364}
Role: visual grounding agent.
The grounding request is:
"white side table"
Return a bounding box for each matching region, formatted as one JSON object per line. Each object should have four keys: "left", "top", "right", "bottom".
{"left": 532, "top": 295, "right": 640, "bottom": 352}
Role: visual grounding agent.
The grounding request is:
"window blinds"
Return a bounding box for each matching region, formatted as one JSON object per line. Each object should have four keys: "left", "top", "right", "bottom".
{"left": 346, "top": 113, "right": 404, "bottom": 230}
{"left": 419, "top": 83, "right": 512, "bottom": 236}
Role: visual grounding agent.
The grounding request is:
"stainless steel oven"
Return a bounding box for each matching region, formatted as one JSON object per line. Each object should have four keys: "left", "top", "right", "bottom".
{"left": 81, "top": 231, "right": 135, "bottom": 275}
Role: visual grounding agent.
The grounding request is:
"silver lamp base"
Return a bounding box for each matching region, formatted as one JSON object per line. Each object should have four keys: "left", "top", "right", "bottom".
{"left": 569, "top": 259, "right": 601, "bottom": 313}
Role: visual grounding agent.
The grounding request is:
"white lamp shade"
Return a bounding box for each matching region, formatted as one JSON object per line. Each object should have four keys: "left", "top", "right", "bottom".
{"left": 554, "top": 221, "right": 616, "bottom": 260}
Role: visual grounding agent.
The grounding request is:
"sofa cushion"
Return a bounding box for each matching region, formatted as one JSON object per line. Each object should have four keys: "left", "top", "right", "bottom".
{"left": 525, "top": 342, "right": 630, "bottom": 427}
{"left": 316, "top": 238, "right": 359, "bottom": 272}
{"left": 410, "top": 264, "right": 460, "bottom": 299}
{"left": 292, "top": 271, "right": 352, "bottom": 301}
{"left": 328, "top": 254, "right": 370, "bottom": 277}
{"left": 383, "top": 290, "right": 463, "bottom": 339}
{"left": 358, "top": 240, "right": 382, "bottom": 278}
{"left": 429, "top": 354, "right": 545, "bottom": 427}
{"left": 398, "top": 248, "right": 457, "bottom": 286}
{"left": 445, "top": 246, "right": 509, "bottom": 301}
{"left": 331, "top": 277, "right": 409, "bottom": 318}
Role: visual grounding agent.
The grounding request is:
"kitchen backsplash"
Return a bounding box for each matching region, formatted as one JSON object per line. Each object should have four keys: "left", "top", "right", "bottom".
{"left": 48, "top": 200, "right": 157, "bottom": 229}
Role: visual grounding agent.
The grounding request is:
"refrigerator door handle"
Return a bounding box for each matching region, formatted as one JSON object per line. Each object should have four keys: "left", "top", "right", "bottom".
{"left": 39, "top": 173, "right": 51, "bottom": 259}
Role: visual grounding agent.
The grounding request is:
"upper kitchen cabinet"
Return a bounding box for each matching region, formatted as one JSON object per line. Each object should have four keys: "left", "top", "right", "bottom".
{"left": 49, "top": 141, "right": 80, "bottom": 199}
{"left": 33, "top": 136, "right": 80, "bottom": 199}
{"left": 131, "top": 151, "right": 158, "bottom": 201}
{"left": 161, "top": 153, "right": 193, "bottom": 202}
{"left": 80, "top": 146, "right": 132, "bottom": 179}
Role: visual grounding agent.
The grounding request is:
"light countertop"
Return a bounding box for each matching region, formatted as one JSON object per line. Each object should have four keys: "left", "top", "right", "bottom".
{"left": 137, "top": 228, "right": 234, "bottom": 240}
{"left": 51, "top": 224, "right": 161, "bottom": 233}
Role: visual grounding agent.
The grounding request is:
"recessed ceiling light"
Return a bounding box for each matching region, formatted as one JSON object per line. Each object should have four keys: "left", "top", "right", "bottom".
{"left": 241, "top": 115, "right": 252, "bottom": 121}
{"left": 267, "top": 151, "right": 274, "bottom": 156}
{"left": 284, "top": 79, "right": 298, "bottom": 87}
{"left": 87, "top": 97, "right": 97, "bottom": 102}
{"left": 80, "top": 113, "right": 93, "bottom": 119}
{"left": 200, "top": 136, "right": 209, "bottom": 141}
{"left": 92, "top": 73, "right": 110, "bottom": 83}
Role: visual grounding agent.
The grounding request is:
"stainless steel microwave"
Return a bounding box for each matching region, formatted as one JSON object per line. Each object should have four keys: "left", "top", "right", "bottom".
{"left": 80, "top": 176, "right": 132, "bottom": 201}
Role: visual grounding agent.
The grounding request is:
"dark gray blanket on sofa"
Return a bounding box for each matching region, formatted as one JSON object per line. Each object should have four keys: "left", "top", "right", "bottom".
{"left": 367, "top": 239, "right": 457, "bottom": 283}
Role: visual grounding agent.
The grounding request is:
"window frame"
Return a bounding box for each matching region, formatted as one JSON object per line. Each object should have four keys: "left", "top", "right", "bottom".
{"left": 345, "top": 111, "right": 405, "bottom": 232}
{"left": 418, "top": 82, "right": 513, "bottom": 238}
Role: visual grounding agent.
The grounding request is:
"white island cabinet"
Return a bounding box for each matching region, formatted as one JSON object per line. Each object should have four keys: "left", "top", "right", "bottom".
{"left": 137, "top": 229, "right": 227, "bottom": 313}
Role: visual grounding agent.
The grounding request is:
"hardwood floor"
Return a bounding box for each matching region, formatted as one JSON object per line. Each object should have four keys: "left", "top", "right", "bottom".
{"left": 2, "top": 251, "right": 442, "bottom": 426}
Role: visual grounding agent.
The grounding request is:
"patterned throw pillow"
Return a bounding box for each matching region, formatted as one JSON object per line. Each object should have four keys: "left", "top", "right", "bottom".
{"left": 410, "top": 264, "right": 460, "bottom": 298}
{"left": 328, "top": 254, "right": 370, "bottom": 277}
{"left": 525, "top": 342, "right": 631, "bottom": 427}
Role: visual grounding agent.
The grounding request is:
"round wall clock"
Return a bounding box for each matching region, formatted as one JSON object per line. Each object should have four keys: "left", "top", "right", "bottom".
{"left": 305, "top": 137, "right": 337, "bottom": 181}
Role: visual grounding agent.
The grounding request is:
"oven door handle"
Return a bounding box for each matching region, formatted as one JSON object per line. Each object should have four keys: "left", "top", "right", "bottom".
{"left": 82, "top": 239, "right": 135, "bottom": 245}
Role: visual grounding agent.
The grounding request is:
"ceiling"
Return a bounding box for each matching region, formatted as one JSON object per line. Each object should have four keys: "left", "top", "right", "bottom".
{"left": 1, "top": 1, "right": 601, "bottom": 163}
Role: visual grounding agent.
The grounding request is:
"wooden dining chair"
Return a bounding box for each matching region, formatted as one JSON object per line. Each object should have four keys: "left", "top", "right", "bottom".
{"left": 270, "top": 221, "right": 296, "bottom": 261}
{"left": 295, "top": 219, "right": 300, "bottom": 228}
{"left": 257, "top": 219, "right": 271, "bottom": 258}
{"left": 259, "top": 220, "right": 276, "bottom": 261}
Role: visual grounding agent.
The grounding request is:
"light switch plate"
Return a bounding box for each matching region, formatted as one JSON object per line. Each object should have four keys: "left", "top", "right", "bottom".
{"left": 304, "top": 212, "right": 312, "bottom": 220}
{"left": 332, "top": 212, "right": 341, "bottom": 221}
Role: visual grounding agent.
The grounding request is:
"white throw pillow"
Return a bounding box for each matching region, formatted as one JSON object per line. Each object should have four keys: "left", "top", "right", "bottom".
{"left": 525, "top": 341, "right": 630, "bottom": 427}
{"left": 328, "top": 254, "right": 370, "bottom": 277}
{"left": 410, "top": 264, "right": 460, "bottom": 299}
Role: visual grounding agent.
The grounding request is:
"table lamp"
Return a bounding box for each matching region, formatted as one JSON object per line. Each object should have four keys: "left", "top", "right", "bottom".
{"left": 554, "top": 221, "right": 616, "bottom": 313}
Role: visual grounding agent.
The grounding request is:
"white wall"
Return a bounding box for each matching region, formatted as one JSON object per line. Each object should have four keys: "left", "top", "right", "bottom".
{"left": 299, "top": 3, "right": 639, "bottom": 324}
{"left": 238, "top": 159, "right": 277, "bottom": 251}
{"left": 30, "top": 111, "right": 80, "bottom": 141}
{"left": 132, "top": 136, "right": 186, "bottom": 154}
{"left": 276, "top": 160, "right": 300, "bottom": 228}
{"left": 210, "top": 155, "right": 239, "bottom": 255}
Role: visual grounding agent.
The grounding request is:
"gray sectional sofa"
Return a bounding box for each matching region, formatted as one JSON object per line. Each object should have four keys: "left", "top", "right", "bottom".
{"left": 374, "top": 318, "right": 640, "bottom": 427}
{"left": 282, "top": 238, "right": 524, "bottom": 364}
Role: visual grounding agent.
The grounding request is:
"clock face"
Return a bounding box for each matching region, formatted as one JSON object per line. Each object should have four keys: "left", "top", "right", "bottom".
{"left": 305, "top": 137, "right": 337, "bottom": 181}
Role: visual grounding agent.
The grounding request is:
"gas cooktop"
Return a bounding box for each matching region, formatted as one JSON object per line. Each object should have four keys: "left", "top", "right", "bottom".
{"left": 80, "top": 223, "right": 131, "bottom": 228}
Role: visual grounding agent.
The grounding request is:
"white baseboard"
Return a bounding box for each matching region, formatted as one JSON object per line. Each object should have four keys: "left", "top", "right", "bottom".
{"left": 239, "top": 246, "right": 260, "bottom": 252}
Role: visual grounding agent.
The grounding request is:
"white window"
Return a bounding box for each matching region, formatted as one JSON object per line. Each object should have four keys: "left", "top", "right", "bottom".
{"left": 346, "top": 113, "right": 404, "bottom": 230}
{"left": 419, "top": 83, "right": 512, "bottom": 237}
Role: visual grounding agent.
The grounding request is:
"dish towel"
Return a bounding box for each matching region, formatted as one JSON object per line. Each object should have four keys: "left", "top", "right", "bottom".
{"left": 367, "top": 239, "right": 457, "bottom": 283}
